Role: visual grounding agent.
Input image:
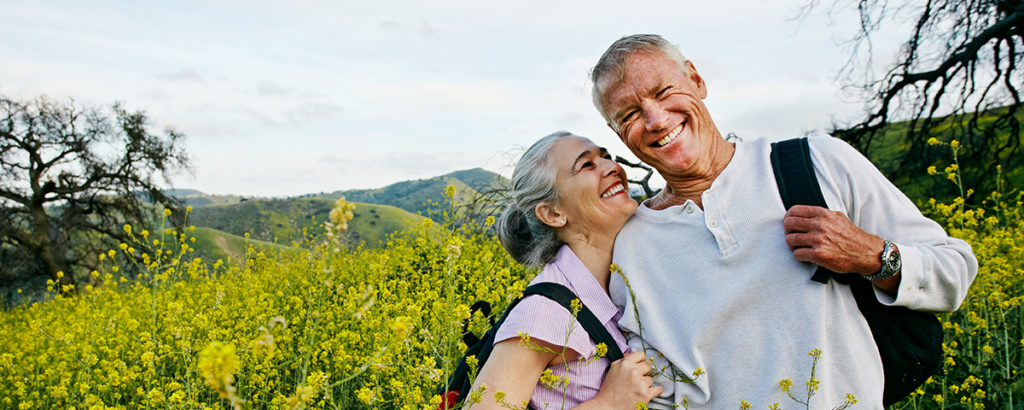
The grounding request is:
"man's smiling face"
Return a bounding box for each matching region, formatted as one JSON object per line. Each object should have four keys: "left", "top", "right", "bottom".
{"left": 598, "top": 51, "right": 717, "bottom": 179}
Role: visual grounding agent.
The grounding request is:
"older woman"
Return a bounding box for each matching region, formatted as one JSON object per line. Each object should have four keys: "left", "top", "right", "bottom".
{"left": 467, "top": 131, "right": 662, "bottom": 409}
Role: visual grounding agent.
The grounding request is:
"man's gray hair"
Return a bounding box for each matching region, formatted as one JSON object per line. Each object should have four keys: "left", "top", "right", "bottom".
{"left": 496, "top": 131, "right": 571, "bottom": 267}
{"left": 590, "top": 34, "right": 689, "bottom": 123}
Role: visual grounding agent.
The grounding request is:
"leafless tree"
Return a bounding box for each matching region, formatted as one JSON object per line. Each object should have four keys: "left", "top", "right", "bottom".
{"left": 0, "top": 95, "right": 190, "bottom": 291}
{"left": 615, "top": 156, "right": 662, "bottom": 199}
{"left": 809, "top": 0, "right": 1023, "bottom": 196}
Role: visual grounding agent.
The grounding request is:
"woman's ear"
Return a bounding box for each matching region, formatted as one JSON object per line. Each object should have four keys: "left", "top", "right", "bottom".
{"left": 535, "top": 202, "right": 566, "bottom": 228}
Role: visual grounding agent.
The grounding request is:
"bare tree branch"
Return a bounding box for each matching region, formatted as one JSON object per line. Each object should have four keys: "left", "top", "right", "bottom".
{"left": 0, "top": 94, "right": 191, "bottom": 291}
{"left": 811, "top": 0, "right": 1023, "bottom": 199}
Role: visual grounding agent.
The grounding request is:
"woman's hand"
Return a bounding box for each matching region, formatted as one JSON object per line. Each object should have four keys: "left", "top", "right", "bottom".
{"left": 579, "top": 350, "right": 664, "bottom": 409}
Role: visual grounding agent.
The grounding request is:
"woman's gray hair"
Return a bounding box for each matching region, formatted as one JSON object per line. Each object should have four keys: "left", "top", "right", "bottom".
{"left": 497, "top": 131, "right": 572, "bottom": 267}
{"left": 590, "top": 34, "right": 689, "bottom": 123}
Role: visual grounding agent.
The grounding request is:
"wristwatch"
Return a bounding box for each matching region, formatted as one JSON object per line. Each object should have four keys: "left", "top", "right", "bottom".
{"left": 864, "top": 240, "right": 900, "bottom": 281}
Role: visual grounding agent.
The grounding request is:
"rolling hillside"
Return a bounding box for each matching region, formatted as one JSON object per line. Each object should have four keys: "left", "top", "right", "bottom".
{"left": 175, "top": 168, "right": 508, "bottom": 258}
{"left": 855, "top": 105, "right": 1024, "bottom": 203}
{"left": 317, "top": 168, "right": 508, "bottom": 221}
{"left": 190, "top": 227, "right": 296, "bottom": 264}
{"left": 187, "top": 199, "right": 422, "bottom": 248}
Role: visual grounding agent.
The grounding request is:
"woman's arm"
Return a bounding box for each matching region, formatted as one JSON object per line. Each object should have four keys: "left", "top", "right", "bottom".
{"left": 464, "top": 338, "right": 560, "bottom": 409}
{"left": 467, "top": 342, "right": 663, "bottom": 409}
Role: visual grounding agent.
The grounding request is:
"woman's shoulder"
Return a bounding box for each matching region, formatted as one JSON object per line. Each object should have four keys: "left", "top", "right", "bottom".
{"left": 494, "top": 279, "right": 596, "bottom": 358}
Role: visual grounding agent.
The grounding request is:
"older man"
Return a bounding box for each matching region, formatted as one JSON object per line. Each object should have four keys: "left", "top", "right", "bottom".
{"left": 592, "top": 34, "right": 977, "bottom": 408}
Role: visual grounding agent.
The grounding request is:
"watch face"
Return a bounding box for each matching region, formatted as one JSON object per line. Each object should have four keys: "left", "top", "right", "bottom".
{"left": 885, "top": 246, "right": 901, "bottom": 272}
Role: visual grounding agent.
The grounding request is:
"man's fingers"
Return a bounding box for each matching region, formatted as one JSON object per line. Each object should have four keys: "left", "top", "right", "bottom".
{"left": 786, "top": 205, "right": 827, "bottom": 217}
{"left": 785, "top": 232, "right": 802, "bottom": 250}
{"left": 791, "top": 247, "right": 818, "bottom": 264}
{"left": 785, "top": 232, "right": 820, "bottom": 250}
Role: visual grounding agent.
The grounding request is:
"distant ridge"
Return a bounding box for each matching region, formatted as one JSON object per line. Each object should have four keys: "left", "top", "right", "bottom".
{"left": 170, "top": 168, "right": 508, "bottom": 211}
{"left": 177, "top": 168, "right": 509, "bottom": 251}
{"left": 317, "top": 168, "right": 508, "bottom": 221}
{"left": 188, "top": 199, "right": 421, "bottom": 248}
{"left": 440, "top": 168, "right": 507, "bottom": 193}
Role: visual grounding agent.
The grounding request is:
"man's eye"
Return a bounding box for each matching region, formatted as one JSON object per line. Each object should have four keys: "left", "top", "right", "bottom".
{"left": 655, "top": 86, "right": 672, "bottom": 98}
{"left": 619, "top": 111, "right": 637, "bottom": 126}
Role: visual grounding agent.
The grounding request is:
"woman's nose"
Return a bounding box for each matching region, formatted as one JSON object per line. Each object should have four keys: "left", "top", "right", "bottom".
{"left": 600, "top": 157, "right": 621, "bottom": 176}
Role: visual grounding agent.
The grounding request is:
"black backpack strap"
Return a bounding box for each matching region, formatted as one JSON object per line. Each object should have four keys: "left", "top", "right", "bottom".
{"left": 522, "top": 282, "right": 625, "bottom": 362}
{"left": 770, "top": 137, "right": 835, "bottom": 284}
{"left": 769, "top": 137, "right": 944, "bottom": 405}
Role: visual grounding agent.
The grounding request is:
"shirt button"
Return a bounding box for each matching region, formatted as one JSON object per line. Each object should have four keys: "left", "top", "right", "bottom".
{"left": 709, "top": 220, "right": 719, "bottom": 227}
{"left": 685, "top": 205, "right": 694, "bottom": 213}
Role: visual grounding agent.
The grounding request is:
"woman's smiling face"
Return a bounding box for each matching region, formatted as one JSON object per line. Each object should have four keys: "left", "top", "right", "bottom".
{"left": 542, "top": 135, "right": 637, "bottom": 239}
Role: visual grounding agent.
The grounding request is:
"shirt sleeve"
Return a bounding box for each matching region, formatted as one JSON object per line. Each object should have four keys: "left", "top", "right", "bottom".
{"left": 808, "top": 134, "right": 978, "bottom": 312}
{"left": 493, "top": 294, "right": 597, "bottom": 359}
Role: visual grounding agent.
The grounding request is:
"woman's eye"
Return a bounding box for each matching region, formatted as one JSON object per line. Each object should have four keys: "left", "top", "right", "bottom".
{"left": 580, "top": 161, "right": 594, "bottom": 169}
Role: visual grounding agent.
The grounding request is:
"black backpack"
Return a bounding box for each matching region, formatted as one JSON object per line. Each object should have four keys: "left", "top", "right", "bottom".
{"left": 770, "top": 137, "right": 944, "bottom": 406}
{"left": 439, "top": 282, "right": 624, "bottom": 409}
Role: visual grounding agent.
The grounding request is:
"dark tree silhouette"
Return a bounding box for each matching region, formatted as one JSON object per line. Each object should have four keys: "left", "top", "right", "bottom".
{"left": 0, "top": 95, "right": 191, "bottom": 291}
{"left": 615, "top": 156, "right": 661, "bottom": 199}
{"left": 809, "top": 0, "right": 1023, "bottom": 197}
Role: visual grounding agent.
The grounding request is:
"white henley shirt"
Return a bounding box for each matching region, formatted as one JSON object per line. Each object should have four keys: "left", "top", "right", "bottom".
{"left": 609, "top": 134, "right": 977, "bottom": 409}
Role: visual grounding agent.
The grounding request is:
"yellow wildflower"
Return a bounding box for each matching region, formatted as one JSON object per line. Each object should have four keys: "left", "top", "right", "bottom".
{"left": 196, "top": 342, "right": 240, "bottom": 399}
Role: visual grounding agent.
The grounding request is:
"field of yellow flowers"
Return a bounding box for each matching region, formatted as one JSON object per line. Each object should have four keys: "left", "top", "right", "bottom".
{"left": 0, "top": 196, "right": 533, "bottom": 409}
{"left": 1, "top": 155, "right": 1022, "bottom": 409}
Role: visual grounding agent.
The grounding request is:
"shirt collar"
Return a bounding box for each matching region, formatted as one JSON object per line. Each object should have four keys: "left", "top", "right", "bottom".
{"left": 551, "top": 245, "right": 620, "bottom": 325}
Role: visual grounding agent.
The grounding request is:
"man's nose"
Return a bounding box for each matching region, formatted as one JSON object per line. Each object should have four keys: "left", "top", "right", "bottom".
{"left": 643, "top": 103, "right": 670, "bottom": 132}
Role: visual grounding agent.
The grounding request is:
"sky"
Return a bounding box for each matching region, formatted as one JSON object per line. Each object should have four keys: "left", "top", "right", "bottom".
{"left": 1, "top": 0, "right": 910, "bottom": 197}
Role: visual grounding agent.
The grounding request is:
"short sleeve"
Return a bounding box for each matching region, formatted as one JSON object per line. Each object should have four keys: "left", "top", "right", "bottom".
{"left": 493, "top": 294, "right": 596, "bottom": 358}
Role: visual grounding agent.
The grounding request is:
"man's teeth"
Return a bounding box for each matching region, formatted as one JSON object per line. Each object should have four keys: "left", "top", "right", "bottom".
{"left": 601, "top": 183, "right": 625, "bottom": 198}
{"left": 655, "top": 124, "right": 683, "bottom": 147}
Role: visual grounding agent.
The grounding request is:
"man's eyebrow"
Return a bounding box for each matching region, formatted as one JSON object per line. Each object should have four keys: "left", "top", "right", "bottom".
{"left": 611, "top": 81, "right": 670, "bottom": 121}
{"left": 650, "top": 81, "right": 669, "bottom": 95}
{"left": 612, "top": 104, "right": 635, "bottom": 122}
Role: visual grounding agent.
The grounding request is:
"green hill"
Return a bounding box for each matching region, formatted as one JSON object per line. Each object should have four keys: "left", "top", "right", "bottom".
{"left": 319, "top": 168, "right": 509, "bottom": 222}
{"left": 856, "top": 105, "right": 1024, "bottom": 203}
{"left": 187, "top": 199, "right": 421, "bottom": 248}
{"left": 172, "top": 168, "right": 509, "bottom": 221}
{"left": 190, "top": 227, "right": 296, "bottom": 264}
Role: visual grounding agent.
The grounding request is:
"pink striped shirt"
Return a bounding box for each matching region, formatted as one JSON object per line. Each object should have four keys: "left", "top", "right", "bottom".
{"left": 494, "top": 245, "right": 629, "bottom": 408}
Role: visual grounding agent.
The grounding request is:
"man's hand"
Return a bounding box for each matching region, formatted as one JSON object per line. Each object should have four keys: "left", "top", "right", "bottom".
{"left": 783, "top": 205, "right": 884, "bottom": 275}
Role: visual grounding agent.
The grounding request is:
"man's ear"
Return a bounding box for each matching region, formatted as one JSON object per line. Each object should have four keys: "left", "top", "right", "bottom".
{"left": 685, "top": 60, "right": 708, "bottom": 99}
{"left": 535, "top": 202, "right": 566, "bottom": 228}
